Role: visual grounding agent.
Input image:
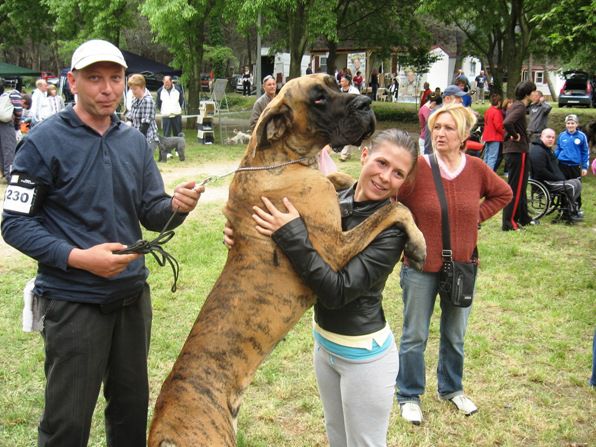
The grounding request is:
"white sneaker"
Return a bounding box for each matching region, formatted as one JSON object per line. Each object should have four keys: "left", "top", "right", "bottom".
{"left": 400, "top": 402, "right": 423, "bottom": 425}
{"left": 450, "top": 395, "right": 478, "bottom": 416}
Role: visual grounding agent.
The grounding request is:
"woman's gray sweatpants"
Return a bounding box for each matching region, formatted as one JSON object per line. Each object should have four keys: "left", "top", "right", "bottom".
{"left": 314, "top": 340, "right": 398, "bottom": 447}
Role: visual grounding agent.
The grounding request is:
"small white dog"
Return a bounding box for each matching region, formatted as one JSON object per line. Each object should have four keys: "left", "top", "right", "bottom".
{"left": 225, "top": 129, "right": 251, "bottom": 145}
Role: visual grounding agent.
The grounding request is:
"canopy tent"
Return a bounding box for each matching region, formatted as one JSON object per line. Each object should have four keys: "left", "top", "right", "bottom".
{"left": 0, "top": 62, "right": 41, "bottom": 77}
{"left": 120, "top": 50, "right": 181, "bottom": 76}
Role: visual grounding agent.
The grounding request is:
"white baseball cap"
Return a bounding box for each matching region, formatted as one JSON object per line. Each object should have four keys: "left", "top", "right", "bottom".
{"left": 70, "top": 39, "right": 128, "bottom": 71}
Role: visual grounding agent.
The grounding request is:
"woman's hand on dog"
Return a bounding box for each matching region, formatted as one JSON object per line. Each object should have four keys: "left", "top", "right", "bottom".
{"left": 253, "top": 197, "right": 300, "bottom": 236}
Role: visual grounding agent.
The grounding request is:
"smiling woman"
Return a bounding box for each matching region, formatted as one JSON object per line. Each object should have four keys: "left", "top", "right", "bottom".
{"left": 248, "top": 129, "right": 419, "bottom": 446}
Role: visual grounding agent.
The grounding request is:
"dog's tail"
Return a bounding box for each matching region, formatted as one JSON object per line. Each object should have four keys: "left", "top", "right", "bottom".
{"left": 177, "top": 132, "right": 185, "bottom": 138}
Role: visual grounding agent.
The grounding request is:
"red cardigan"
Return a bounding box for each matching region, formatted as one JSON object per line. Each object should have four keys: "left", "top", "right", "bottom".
{"left": 482, "top": 105, "right": 505, "bottom": 143}
{"left": 398, "top": 155, "right": 512, "bottom": 272}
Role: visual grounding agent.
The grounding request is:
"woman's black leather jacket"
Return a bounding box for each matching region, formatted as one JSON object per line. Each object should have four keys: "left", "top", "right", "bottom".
{"left": 272, "top": 185, "right": 407, "bottom": 336}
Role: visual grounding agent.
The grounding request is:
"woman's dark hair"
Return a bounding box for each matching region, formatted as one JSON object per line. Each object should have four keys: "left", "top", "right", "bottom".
{"left": 514, "top": 80, "right": 536, "bottom": 100}
{"left": 490, "top": 93, "right": 502, "bottom": 106}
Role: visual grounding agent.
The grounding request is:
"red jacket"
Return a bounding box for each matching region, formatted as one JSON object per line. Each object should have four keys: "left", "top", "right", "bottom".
{"left": 482, "top": 105, "right": 505, "bottom": 143}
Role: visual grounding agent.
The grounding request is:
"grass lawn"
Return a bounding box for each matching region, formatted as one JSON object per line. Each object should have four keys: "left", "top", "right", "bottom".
{"left": 0, "top": 135, "right": 594, "bottom": 447}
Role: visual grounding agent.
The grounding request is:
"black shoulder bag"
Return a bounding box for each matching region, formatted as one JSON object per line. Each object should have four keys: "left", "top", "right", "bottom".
{"left": 429, "top": 154, "right": 478, "bottom": 308}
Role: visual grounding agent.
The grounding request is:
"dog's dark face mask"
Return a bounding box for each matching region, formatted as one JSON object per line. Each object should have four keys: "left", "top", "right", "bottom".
{"left": 307, "top": 75, "right": 376, "bottom": 152}
{"left": 252, "top": 74, "right": 375, "bottom": 157}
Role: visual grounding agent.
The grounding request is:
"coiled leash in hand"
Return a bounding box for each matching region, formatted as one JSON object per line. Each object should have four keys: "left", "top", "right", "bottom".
{"left": 113, "top": 209, "right": 181, "bottom": 292}
{"left": 113, "top": 157, "right": 313, "bottom": 293}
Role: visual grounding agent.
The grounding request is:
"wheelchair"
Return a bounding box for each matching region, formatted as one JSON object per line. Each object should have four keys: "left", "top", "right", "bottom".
{"left": 526, "top": 178, "right": 575, "bottom": 223}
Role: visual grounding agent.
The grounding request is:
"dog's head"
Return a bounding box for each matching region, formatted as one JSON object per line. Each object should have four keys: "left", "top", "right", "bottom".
{"left": 251, "top": 74, "right": 375, "bottom": 157}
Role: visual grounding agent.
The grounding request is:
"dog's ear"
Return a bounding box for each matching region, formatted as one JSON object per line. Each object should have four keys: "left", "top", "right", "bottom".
{"left": 253, "top": 99, "right": 293, "bottom": 152}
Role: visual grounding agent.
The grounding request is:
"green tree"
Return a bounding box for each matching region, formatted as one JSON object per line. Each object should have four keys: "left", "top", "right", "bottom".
{"left": 532, "top": 0, "right": 596, "bottom": 73}
{"left": 420, "top": 0, "right": 550, "bottom": 97}
{"left": 141, "top": 0, "right": 219, "bottom": 113}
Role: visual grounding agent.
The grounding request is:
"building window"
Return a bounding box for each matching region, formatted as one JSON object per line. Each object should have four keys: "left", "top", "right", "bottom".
{"left": 534, "top": 71, "right": 544, "bottom": 84}
{"left": 522, "top": 70, "right": 528, "bottom": 81}
{"left": 320, "top": 56, "right": 327, "bottom": 74}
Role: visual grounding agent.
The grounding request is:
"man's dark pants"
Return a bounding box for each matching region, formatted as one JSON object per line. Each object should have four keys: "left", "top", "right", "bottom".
{"left": 162, "top": 115, "right": 182, "bottom": 137}
{"left": 37, "top": 285, "right": 152, "bottom": 447}
{"left": 558, "top": 163, "right": 583, "bottom": 210}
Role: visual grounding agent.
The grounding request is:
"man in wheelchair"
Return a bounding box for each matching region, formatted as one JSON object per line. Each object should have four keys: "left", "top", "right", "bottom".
{"left": 529, "top": 128, "right": 583, "bottom": 223}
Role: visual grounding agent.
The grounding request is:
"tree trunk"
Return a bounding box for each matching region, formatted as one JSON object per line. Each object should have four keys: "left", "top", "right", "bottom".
{"left": 326, "top": 40, "right": 338, "bottom": 76}
{"left": 453, "top": 29, "right": 465, "bottom": 83}
{"left": 287, "top": 1, "right": 312, "bottom": 80}
{"left": 544, "top": 55, "right": 557, "bottom": 101}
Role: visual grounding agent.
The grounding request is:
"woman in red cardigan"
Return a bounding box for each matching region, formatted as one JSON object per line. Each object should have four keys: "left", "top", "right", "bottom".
{"left": 395, "top": 104, "right": 512, "bottom": 425}
{"left": 482, "top": 93, "right": 505, "bottom": 171}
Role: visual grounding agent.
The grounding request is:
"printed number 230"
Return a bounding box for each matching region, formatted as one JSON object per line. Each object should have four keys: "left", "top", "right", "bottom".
{"left": 6, "top": 189, "right": 30, "bottom": 203}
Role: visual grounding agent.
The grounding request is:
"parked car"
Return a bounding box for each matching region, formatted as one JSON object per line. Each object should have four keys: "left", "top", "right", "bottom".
{"left": 558, "top": 70, "right": 596, "bottom": 108}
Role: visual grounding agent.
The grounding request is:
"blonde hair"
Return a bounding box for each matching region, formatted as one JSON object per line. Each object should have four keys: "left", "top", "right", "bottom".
{"left": 127, "top": 74, "right": 146, "bottom": 88}
{"left": 427, "top": 103, "right": 477, "bottom": 149}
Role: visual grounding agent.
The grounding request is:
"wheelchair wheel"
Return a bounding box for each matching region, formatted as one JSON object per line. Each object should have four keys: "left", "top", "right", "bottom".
{"left": 526, "top": 179, "right": 551, "bottom": 221}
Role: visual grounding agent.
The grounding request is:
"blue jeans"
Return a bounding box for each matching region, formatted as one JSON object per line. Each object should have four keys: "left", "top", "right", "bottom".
{"left": 396, "top": 266, "right": 472, "bottom": 403}
{"left": 483, "top": 141, "right": 500, "bottom": 171}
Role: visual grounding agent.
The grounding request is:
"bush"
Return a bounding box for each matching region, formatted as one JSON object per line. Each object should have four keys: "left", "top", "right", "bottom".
{"left": 371, "top": 101, "right": 419, "bottom": 123}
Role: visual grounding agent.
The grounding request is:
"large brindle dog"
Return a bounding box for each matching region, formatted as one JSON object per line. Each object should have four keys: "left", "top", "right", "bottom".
{"left": 149, "top": 74, "right": 426, "bottom": 446}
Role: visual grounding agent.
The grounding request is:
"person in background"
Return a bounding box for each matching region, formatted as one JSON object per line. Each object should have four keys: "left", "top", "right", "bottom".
{"left": 1, "top": 39, "right": 203, "bottom": 447}
{"left": 30, "top": 78, "right": 52, "bottom": 126}
{"left": 418, "top": 93, "right": 441, "bottom": 155}
{"left": 156, "top": 75, "right": 184, "bottom": 137}
{"left": 338, "top": 75, "right": 361, "bottom": 162}
{"left": 389, "top": 77, "right": 400, "bottom": 102}
{"left": 529, "top": 128, "right": 582, "bottom": 222}
{"left": 241, "top": 67, "right": 252, "bottom": 96}
{"left": 249, "top": 74, "right": 277, "bottom": 133}
{"left": 419, "top": 82, "right": 432, "bottom": 107}
{"left": 0, "top": 77, "right": 23, "bottom": 181}
{"left": 370, "top": 68, "right": 379, "bottom": 101}
{"left": 501, "top": 80, "right": 537, "bottom": 232}
{"left": 396, "top": 103, "right": 512, "bottom": 425}
{"left": 555, "top": 114, "right": 589, "bottom": 214}
{"left": 127, "top": 73, "right": 161, "bottom": 160}
{"left": 46, "top": 84, "right": 65, "bottom": 116}
{"left": 474, "top": 70, "right": 487, "bottom": 104}
{"left": 481, "top": 93, "right": 505, "bottom": 171}
{"left": 455, "top": 78, "right": 472, "bottom": 107}
{"left": 526, "top": 90, "right": 552, "bottom": 143}
{"left": 353, "top": 71, "right": 364, "bottom": 92}
{"left": 226, "top": 129, "right": 420, "bottom": 447}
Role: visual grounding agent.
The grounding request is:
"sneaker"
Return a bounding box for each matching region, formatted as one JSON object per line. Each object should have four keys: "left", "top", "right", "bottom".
{"left": 400, "top": 402, "right": 423, "bottom": 425}
{"left": 450, "top": 395, "right": 478, "bottom": 416}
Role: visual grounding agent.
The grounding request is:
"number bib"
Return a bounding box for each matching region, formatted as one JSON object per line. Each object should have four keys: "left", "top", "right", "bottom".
{"left": 3, "top": 174, "right": 47, "bottom": 215}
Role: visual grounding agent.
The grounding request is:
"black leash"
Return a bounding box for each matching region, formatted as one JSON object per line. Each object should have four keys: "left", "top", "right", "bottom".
{"left": 114, "top": 209, "right": 181, "bottom": 292}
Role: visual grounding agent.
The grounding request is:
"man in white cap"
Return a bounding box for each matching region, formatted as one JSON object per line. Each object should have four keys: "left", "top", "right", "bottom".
{"left": 1, "top": 39, "right": 204, "bottom": 446}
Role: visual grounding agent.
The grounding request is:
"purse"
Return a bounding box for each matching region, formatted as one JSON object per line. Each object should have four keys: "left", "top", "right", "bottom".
{"left": 429, "top": 154, "right": 478, "bottom": 308}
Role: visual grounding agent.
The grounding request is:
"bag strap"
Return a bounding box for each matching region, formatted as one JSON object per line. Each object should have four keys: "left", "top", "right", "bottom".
{"left": 430, "top": 153, "right": 479, "bottom": 263}
{"left": 429, "top": 153, "right": 452, "bottom": 261}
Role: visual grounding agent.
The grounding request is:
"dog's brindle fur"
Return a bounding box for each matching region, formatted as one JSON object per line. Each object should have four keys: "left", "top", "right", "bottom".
{"left": 148, "top": 74, "right": 426, "bottom": 447}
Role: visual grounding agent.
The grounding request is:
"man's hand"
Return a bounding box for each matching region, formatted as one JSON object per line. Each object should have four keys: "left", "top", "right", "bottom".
{"left": 172, "top": 180, "right": 204, "bottom": 213}
{"left": 252, "top": 197, "right": 300, "bottom": 237}
{"left": 223, "top": 220, "right": 234, "bottom": 249}
{"left": 68, "top": 243, "right": 141, "bottom": 278}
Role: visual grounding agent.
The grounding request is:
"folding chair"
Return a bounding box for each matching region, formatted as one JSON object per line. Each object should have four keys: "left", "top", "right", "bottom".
{"left": 210, "top": 79, "right": 229, "bottom": 113}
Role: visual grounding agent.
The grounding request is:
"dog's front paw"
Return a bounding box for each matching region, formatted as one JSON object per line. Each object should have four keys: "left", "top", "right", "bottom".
{"left": 404, "top": 229, "right": 426, "bottom": 271}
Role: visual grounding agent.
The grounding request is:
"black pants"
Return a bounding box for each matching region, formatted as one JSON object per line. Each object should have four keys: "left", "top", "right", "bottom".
{"left": 162, "top": 115, "right": 182, "bottom": 137}
{"left": 243, "top": 80, "right": 251, "bottom": 96}
{"left": 37, "top": 285, "right": 152, "bottom": 447}
{"left": 502, "top": 152, "right": 531, "bottom": 230}
{"left": 558, "top": 163, "right": 582, "bottom": 210}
